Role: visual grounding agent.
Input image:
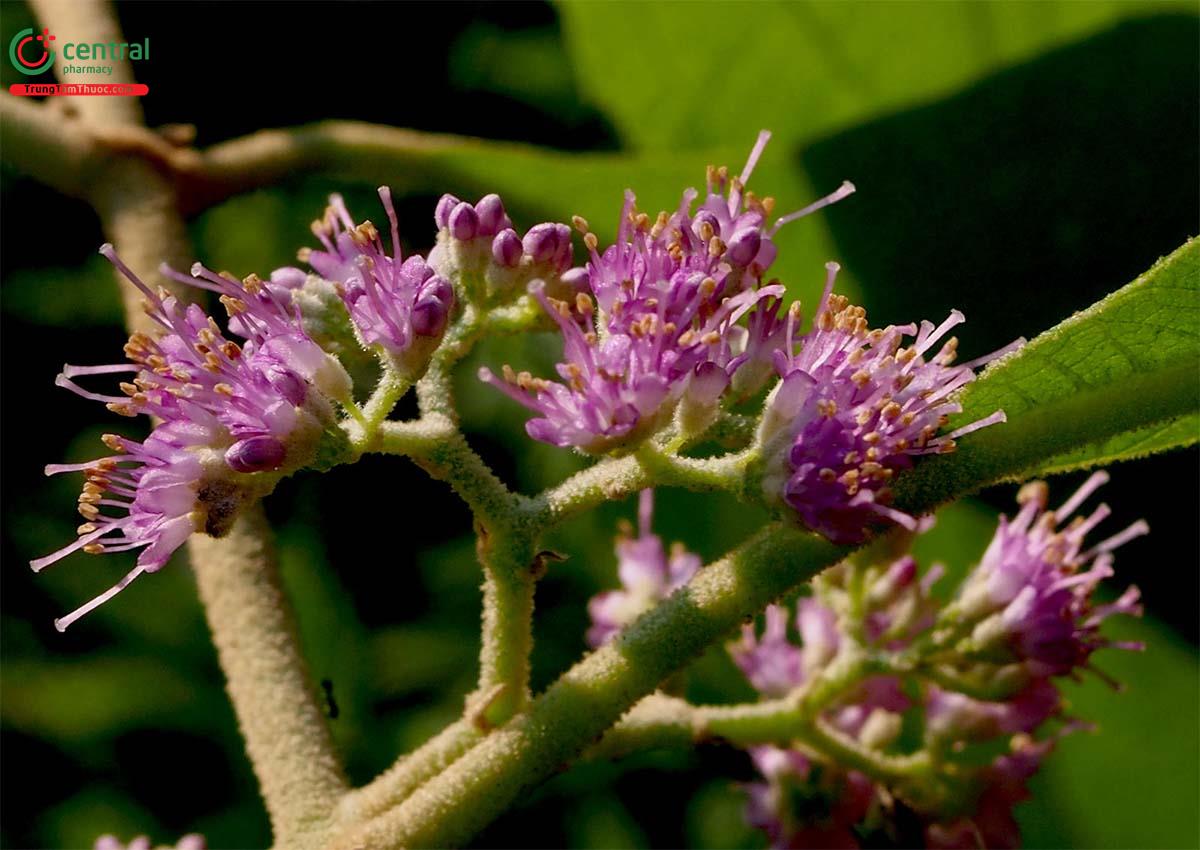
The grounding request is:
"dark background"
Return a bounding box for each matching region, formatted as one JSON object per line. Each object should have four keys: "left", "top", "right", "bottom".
{"left": 2, "top": 2, "right": 1197, "bottom": 848}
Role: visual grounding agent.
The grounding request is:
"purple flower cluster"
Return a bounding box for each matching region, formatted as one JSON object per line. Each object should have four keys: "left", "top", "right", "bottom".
{"left": 301, "top": 189, "right": 454, "bottom": 374}
{"left": 758, "top": 263, "right": 1019, "bottom": 543}
{"left": 730, "top": 478, "right": 1144, "bottom": 848}
{"left": 33, "top": 246, "right": 351, "bottom": 630}
{"left": 482, "top": 132, "right": 852, "bottom": 453}
{"left": 947, "top": 471, "right": 1146, "bottom": 675}
{"left": 429, "top": 191, "right": 584, "bottom": 301}
{"left": 587, "top": 489, "right": 700, "bottom": 646}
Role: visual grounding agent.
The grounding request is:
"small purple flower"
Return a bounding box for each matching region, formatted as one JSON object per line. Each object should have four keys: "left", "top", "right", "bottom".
{"left": 587, "top": 489, "right": 700, "bottom": 646}
{"left": 730, "top": 603, "right": 806, "bottom": 697}
{"left": 302, "top": 189, "right": 455, "bottom": 372}
{"left": 924, "top": 681, "right": 1060, "bottom": 744}
{"left": 480, "top": 276, "right": 776, "bottom": 452}
{"left": 924, "top": 735, "right": 1053, "bottom": 850}
{"left": 744, "top": 745, "right": 875, "bottom": 850}
{"left": 760, "top": 263, "right": 1020, "bottom": 543}
{"left": 33, "top": 246, "right": 351, "bottom": 630}
{"left": 691, "top": 131, "right": 855, "bottom": 278}
{"left": 953, "top": 472, "right": 1147, "bottom": 676}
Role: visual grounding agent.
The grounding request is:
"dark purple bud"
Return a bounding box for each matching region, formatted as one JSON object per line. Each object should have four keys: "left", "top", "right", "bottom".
{"left": 269, "top": 267, "right": 307, "bottom": 290}
{"left": 492, "top": 229, "right": 523, "bottom": 267}
{"left": 418, "top": 274, "right": 453, "bottom": 306}
{"left": 448, "top": 202, "right": 480, "bottom": 241}
{"left": 262, "top": 363, "right": 307, "bottom": 406}
{"left": 688, "top": 361, "right": 731, "bottom": 406}
{"left": 559, "top": 266, "right": 589, "bottom": 292}
{"left": 400, "top": 255, "right": 435, "bottom": 283}
{"left": 725, "top": 227, "right": 763, "bottom": 266}
{"left": 523, "top": 222, "right": 562, "bottom": 264}
{"left": 474, "top": 194, "right": 508, "bottom": 237}
{"left": 434, "top": 194, "right": 461, "bottom": 230}
{"left": 411, "top": 297, "right": 449, "bottom": 338}
{"left": 552, "top": 224, "right": 573, "bottom": 272}
{"left": 225, "top": 435, "right": 287, "bottom": 473}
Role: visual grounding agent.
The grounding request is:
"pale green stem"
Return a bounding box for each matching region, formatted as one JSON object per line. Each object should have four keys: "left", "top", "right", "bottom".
{"left": 376, "top": 421, "right": 534, "bottom": 722}
{"left": 336, "top": 718, "right": 482, "bottom": 826}
{"left": 634, "top": 442, "right": 754, "bottom": 495}
{"left": 415, "top": 304, "right": 484, "bottom": 422}
{"left": 703, "top": 411, "right": 758, "bottom": 450}
{"left": 475, "top": 530, "right": 537, "bottom": 724}
{"left": 329, "top": 524, "right": 848, "bottom": 850}
{"left": 484, "top": 297, "right": 551, "bottom": 335}
{"left": 799, "top": 718, "right": 936, "bottom": 793}
{"left": 911, "top": 663, "right": 1024, "bottom": 702}
{"left": 592, "top": 647, "right": 876, "bottom": 759}
{"left": 524, "top": 455, "right": 649, "bottom": 531}
{"left": 363, "top": 365, "right": 411, "bottom": 430}
{"left": 587, "top": 688, "right": 939, "bottom": 801}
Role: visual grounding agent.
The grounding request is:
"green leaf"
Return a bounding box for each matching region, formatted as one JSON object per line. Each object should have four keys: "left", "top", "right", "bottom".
{"left": 558, "top": 0, "right": 1192, "bottom": 151}
{"left": 967, "top": 238, "right": 1198, "bottom": 467}
{"left": 897, "top": 238, "right": 1200, "bottom": 505}
{"left": 1030, "top": 412, "right": 1200, "bottom": 477}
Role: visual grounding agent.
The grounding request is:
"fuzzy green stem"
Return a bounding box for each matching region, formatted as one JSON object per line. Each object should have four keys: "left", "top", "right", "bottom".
{"left": 337, "top": 718, "right": 482, "bottom": 826}
{"left": 363, "top": 365, "right": 412, "bottom": 430}
{"left": 330, "top": 524, "right": 846, "bottom": 849}
{"left": 475, "top": 531, "right": 538, "bottom": 725}
{"left": 525, "top": 455, "right": 649, "bottom": 531}
{"left": 415, "top": 305, "right": 484, "bottom": 421}
{"left": 634, "top": 443, "right": 754, "bottom": 495}
{"left": 592, "top": 647, "right": 876, "bottom": 759}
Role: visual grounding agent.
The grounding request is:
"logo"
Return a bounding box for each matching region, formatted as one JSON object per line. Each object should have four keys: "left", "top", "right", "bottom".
{"left": 9, "top": 27, "right": 56, "bottom": 76}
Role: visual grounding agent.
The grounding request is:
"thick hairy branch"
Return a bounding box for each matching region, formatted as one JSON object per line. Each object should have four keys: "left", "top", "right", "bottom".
{"left": 191, "top": 508, "right": 349, "bottom": 846}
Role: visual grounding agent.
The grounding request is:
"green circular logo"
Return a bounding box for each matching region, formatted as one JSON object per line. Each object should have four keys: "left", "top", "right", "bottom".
{"left": 9, "top": 27, "right": 56, "bottom": 76}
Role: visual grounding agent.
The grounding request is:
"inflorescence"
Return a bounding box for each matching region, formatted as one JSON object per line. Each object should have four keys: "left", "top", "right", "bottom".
{"left": 589, "top": 475, "right": 1145, "bottom": 848}
{"left": 32, "top": 129, "right": 1149, "bottom": 850}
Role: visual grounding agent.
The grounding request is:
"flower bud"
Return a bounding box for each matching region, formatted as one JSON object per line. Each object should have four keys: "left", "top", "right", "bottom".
{"left": 474, "top": 193, "right": 510, "bottom": 236}
{"left": 434, "top": 193, "right": 461, "bottom": 230}
{"left": 492, "top": 228, "right": 523, "bottom": 267}
{"left": 411, "top": 296, "right": 449, "bottom": 338}
{"left": 523, "top": 222, "right": 563, "bottom": 264}
{"left": 448, "top": 201, "right": 480, "bottom": 241}
{"left": 225, "top": 435, "right": 288, "bottom": 473}
{"left": 269, "top": 266, "right": 308, "bottom": 289}
{"left": 725, "top": 227, "right": 763, "bottom": 266}
{"left": 675, "top": 361, "right": 730, "bottom": 437}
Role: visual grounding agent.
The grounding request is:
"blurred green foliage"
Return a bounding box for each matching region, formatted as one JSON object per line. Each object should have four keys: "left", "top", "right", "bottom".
{"left": 2, "top": 2, "right": 1197, "bottom": 849}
